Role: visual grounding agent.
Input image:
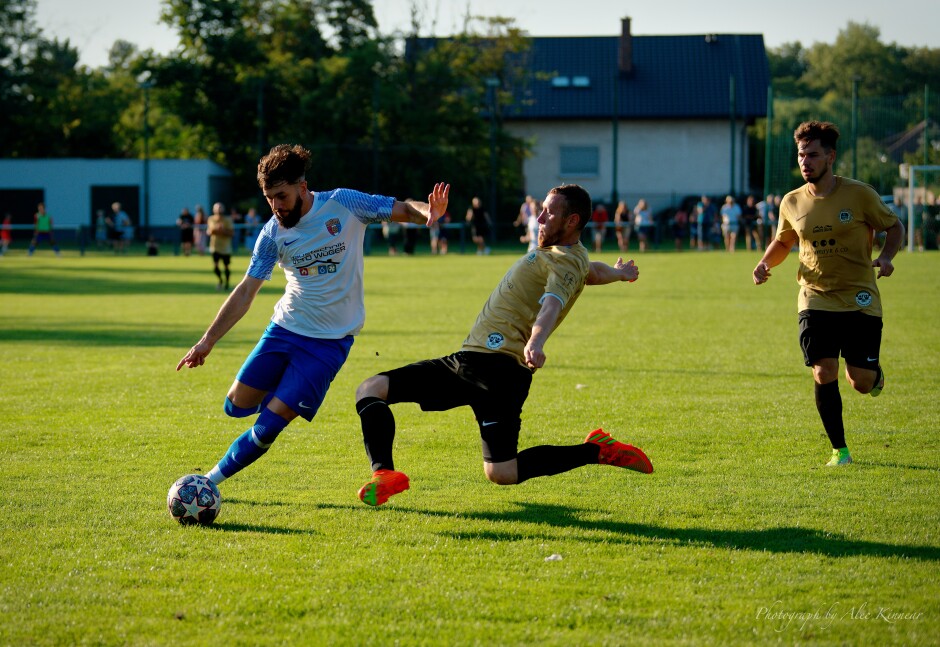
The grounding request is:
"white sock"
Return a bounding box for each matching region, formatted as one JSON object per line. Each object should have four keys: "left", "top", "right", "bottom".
{"left": 205, "top": 465, "right": 227, "bottom": 485}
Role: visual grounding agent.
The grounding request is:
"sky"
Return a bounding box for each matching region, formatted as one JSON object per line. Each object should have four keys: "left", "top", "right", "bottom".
{"left": 35, "top": 0, "right": 939, "bottom": 70}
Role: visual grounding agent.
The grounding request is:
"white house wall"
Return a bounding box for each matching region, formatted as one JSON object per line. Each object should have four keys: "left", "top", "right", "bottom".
{"left": 0, "top": 159, "right": 230, "bottom": 228}
{"left": 507, "top": 119, "right": 750, "bottom": 210}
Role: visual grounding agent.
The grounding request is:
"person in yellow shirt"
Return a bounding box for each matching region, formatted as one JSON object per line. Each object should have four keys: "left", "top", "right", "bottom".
{"left": 353, "top": 184, "right": 652, "bottom": 507}
{"left": 753, "top": 121, "right": 904, "bottom": 467}
{"left": 207, "top": 202, "right": 235, "bottom": 290}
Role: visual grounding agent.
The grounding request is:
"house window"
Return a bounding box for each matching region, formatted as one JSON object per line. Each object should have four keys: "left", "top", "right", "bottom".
{"left": 551, "top": 76, "right": 571, "bottom": 87}
{"left": 560, "top": 146, "right": 599, "bottom": 176}
{"left": 572, "top": 76, "right": 591, "bottom": 87}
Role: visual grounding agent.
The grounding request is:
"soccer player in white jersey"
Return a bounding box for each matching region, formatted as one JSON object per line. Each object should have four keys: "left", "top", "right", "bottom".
{"left": 353, "top": 184, "right": 652, "bottom": 506}
{"left": 177, "top": 144, "right": 449, "bottom": 487}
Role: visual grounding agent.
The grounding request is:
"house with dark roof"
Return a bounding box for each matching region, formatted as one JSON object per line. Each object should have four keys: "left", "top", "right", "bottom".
{"left": 504, "top": 18, "right": 770, "bottom": 212}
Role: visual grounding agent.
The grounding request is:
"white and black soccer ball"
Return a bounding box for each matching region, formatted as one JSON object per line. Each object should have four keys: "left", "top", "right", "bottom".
{"left": 167, "top": 474, "right": 221, "bottom": 525}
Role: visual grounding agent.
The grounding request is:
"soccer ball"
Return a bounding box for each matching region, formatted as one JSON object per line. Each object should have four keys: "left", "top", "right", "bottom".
{"left": 167, "top": 474, "right": 221, "bottom": 525}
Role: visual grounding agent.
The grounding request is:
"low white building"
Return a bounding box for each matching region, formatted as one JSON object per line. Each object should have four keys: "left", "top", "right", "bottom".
{"left": 0, "top": 158, "right": 232, "bottom": 235}
{"left": 503, "top": 18, "right": 770, "bottom": 213}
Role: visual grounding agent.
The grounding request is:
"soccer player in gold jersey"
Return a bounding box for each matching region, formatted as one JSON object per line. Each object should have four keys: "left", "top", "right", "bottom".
{"left": 753, "top": 121, "right": 904, "bottom": 467}
{"left": 354, "top": 184, "right": 652, "bottom": 506}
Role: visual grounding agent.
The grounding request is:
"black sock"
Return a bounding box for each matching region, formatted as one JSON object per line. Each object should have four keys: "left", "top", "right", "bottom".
{"left": 357, "top": 397, "right": 395, "bottom": 472}
{"left": 815, "top": 380, "right": 846, "bottom": 449}
{"left": 515, "top": 443, "right": 599, "bottom": 484}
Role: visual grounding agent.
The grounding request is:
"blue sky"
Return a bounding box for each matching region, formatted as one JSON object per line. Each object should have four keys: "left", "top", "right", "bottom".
{"left": 36, "top": 0, "right": 939, "bottom": 69}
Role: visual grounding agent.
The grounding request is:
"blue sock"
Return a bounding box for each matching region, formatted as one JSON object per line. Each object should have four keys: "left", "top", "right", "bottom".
{"left": 223, "top": 393, "right": 275, "bottom": 418}
{"left": 213, "top": 408, "right": 289, "bottom": 480}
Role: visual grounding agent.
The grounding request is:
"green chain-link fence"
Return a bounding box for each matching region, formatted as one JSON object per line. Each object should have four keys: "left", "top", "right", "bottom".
{"left": 764, "top": 86, "right": 940, "bottom": 199}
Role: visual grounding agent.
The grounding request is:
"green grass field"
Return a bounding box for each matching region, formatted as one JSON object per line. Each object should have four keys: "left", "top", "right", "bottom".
{"left": 2, "top": 246, "right": 938, "bottom": 645}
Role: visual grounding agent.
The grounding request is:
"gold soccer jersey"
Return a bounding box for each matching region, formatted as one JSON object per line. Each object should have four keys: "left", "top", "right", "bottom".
{"left": 777, "top": 177, "right": 898, "bottom": 316}
{"left": 461, "top": 243, "right": 590, "bottom": 364}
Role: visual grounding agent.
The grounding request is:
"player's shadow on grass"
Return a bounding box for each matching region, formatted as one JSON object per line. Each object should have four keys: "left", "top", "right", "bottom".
{"left": 209, "top": 521, "right": 317, "bottom": 535}
{"left": 208, "top": 498, "right": 317, "bottom": 535}
{"left": 318, "top": 501, "right": 940, "bottom": 562}
{"left": 861, "top": 460, "right": 940, "bottom": 473}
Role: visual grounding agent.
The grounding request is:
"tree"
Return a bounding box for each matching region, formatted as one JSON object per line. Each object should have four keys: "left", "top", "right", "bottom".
{"left": 803, "top": 22, "right": 907, "bottom": 97}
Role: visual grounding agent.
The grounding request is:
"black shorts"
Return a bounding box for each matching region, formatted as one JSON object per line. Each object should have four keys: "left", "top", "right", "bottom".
{"left": 212, "top": 251, "right": 231, "bottom": 264}
{"left": 471, "top": 224, "right": 490, "bottom": 239}
{"left": 382, "top": 351, "right": 533, "bottom": 463}
{"left": 798, "top": 310, "right": 883, "bottom": 370}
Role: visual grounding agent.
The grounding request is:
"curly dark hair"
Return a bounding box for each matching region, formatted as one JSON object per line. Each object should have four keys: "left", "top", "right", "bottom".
{"left": 257, "top": 144, "right": 312, "bottom": 189}
{"left": 793, "top": 121, "right": 840, "bottom": 151}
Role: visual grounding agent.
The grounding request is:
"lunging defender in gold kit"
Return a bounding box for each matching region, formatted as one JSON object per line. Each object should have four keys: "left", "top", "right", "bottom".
{"left": 354, "top": 184, "right": 653, "bottom": 506}
{"left": 753, "top": 121, "right": 904, "bottom": 467}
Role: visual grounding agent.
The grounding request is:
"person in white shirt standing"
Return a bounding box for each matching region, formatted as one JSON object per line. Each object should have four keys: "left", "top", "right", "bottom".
{"left": 177, "top": 144, "right": 449, "bottom": 488}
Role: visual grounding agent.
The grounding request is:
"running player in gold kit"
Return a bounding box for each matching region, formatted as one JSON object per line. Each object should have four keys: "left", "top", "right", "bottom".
{"left": 753, "top": 121, "right": 904, "bottom": 467}
{"left": 354, "top": 184, "right": 652, "bottom": 506}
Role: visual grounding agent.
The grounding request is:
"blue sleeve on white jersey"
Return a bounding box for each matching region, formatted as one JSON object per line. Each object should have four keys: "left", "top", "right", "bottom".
{"left": 324, "top": 188, "right": 394, "bottom": 225}
{"left": 246, "top": 218, "right": 279, "bottom": 280}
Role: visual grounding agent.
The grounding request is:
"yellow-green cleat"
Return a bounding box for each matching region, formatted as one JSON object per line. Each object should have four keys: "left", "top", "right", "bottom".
{"left": 825, "top": 448, "right": 853, "bottom": 467}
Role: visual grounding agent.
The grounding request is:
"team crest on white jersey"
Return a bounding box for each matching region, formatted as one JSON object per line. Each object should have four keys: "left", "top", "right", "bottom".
{"left": 326, "top": 218, "right": 342, "bottom": 236}
{"left": 855, "top": 291, "right": 872, "bottom": 307}
{"left": 839, "top": 209, "right": 853, "bottom": 223}
{"left": 486, "top": 332, "right": 505, "bottom": 350}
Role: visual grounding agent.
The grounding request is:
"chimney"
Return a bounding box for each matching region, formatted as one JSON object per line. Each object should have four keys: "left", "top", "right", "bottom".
{"left": 619, "top": 17, "right": 633, "bottom": 75}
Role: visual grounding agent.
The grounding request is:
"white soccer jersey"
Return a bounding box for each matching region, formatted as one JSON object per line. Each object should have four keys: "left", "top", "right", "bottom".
{"left": 246, "top": 188, "right": 394, "bottom": 339}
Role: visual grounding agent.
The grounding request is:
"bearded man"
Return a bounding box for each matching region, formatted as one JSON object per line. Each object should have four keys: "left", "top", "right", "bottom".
{"left": 177, "top": 143, "right": 449, "bottom": 488}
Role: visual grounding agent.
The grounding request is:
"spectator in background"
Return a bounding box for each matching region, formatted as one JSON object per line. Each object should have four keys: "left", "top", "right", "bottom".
{"left": 912, "top": 196, "right": 924, "bottom": 252}
{"left": 633, "top": 198, "right": 654, "bottom": 252}
{"left": 614, "top": 201, "right": 631, "bottom": 253}
{"left": 229, "top": 205, "right": 244, "bottom": 254}
{"left": 146, "top": 236, "right": 160, "bottom": 256}
{"left": 29, "top": 202, "right": 61, "bottom": 256}
{"left": 932, "top": 195, "right": 940, "bottom": 250}
{"left": 112, "top": 203, "right": 134, "bottom": 254}
{"left": 94, "top": 209, "right": 109, "bottom": 251}
{"left": 177, "top": 207, "right": 195, "bottom": 257}
{"left": 514, "top": 195, "right": 537, "bottom": 240}
{"left": 692, "top": 200, "right": 706, "bottom": 250}
{"left": 526, "top": 201, "right": 540, "bottom": 252}
{"left": 431, "top": 210, "right": 451, "bottom": 255}
{"left": 671, "top": 205, "right": 689, "bottom": 252}
{"left": 1, "top": 214, "right": 12, "bottom": 255}
{"left": 702, "top": 196, "right": 718, "bottom": 250}
{"left": 208, "top": 202, "right": 234, "bottom": 290}
{"left": 243, "top": 207, "right": 261, "bottom": 252}
{"left": 382, "top": 220, "right": 401, "bottom": 255}
{"left": 741, "top": 195, "right": 759, "bottom": 250}
{"left": 591, "top": 203, "right": 608, "bottom": 253}
{"left": 720, "top": 195, "right": 741, "bottom": 253}
{"left": 756, "top": 193, "right": 775, "bottom": 249}
{"left": 769, "top": 194, "right": 781, "bottom": 238}
{"left": 193, "top": 205, "right": 208, "bottom": 256}
{"left": 466, "top": 196, "right": 491, "bottom": 255}
{"left": 402, "top": 222, "right": 419, "bottom": 255}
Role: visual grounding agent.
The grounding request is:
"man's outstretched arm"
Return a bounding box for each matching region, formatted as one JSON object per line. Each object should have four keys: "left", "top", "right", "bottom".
{"left": 177, "top": 275, "right": 265, "bottom": 370}
{"left": 587, "top": 257, "right": 638, "bottom": 285}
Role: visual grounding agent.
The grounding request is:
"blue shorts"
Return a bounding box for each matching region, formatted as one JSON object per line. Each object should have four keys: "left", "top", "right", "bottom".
{"left": 236, "top": 323, "right": 354, "bottom": 421}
